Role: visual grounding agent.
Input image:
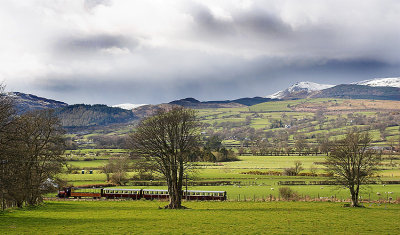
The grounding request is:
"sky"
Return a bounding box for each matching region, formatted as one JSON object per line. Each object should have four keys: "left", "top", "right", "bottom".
{"left": 1, "top": 0, "right": 400, "bottom": 105}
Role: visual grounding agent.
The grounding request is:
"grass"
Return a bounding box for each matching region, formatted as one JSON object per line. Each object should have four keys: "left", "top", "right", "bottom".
{"left": 67, "top": 160, "right": 108, "bottom": 168}
{"left": 62, "top": 154, "right": 400, "bottom": 200}
{"left": 1, "top": 201, "right": 399, "bottom": 234}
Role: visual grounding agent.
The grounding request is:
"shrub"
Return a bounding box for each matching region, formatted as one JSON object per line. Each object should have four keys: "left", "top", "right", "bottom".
{"left": 279, "top": 187, "right": 299, "bottom": 200}
{"left": 240, "top": 170, "right": 282, "bottom": 176}
{"left": 283, "top": 167, "right": 297, "bottom": 176}
{"left": 110, "top": 172, "right": 129, "bottom": 186}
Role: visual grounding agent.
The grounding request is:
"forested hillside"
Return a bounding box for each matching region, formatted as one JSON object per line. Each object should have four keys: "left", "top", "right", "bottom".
{"left": 55, "top": 104, "right": 136, "bottom": 128}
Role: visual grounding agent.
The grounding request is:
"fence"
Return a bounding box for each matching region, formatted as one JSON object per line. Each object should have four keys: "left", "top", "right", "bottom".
{"left": 226, "top": 194, "right": 400, "bottom": 204}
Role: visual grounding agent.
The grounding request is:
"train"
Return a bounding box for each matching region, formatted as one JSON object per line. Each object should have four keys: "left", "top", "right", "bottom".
{"left": 57, "top": 187, "right": 227, "bottom": 201}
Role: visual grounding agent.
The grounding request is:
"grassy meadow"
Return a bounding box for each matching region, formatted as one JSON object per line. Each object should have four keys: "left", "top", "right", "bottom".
{"left": 1, "top": 201, "right": 400, "bottom": 234}
{"left": 60, "top": 154, "right": 400, "bottom": 201}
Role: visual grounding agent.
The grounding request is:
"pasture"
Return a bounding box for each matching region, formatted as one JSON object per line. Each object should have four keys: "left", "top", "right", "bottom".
{"left": 61, "top": 154, "right": 400, "bottom": 201}
{"left": 1, "top": 201, "right": 399, "bottom": 234}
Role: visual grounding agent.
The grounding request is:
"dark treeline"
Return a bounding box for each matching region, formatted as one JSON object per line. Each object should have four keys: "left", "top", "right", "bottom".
{"left": 0, "top": 87, "right": 66, "bottom": 209}
{"left": 55, "top": 104, "right": 136, "bottom": 128}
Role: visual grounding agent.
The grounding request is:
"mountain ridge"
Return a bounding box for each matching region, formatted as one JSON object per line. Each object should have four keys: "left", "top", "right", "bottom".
{"left": 266, "top": 78, "right": 400, "bottom": 100}
{"left": 6, "top": 92, "right": 68, "bottom": 112}
{"left": 266, "top": 81, "right": 334, "bottom": 99}
{"left": 353, "top": 77, "right": 400, "bottom": 88}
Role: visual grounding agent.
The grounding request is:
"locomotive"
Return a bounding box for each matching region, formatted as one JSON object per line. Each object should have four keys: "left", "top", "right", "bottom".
{"left": 57, "top": 187, "right": 227, "bottom": 201}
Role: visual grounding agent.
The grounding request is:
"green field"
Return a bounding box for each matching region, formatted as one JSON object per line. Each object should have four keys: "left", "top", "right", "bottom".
{"left": 1, "top": 201, "right": 399, "bottom": 234}
{"left": 60, "top": 154, "right": 400, "bottom": 201}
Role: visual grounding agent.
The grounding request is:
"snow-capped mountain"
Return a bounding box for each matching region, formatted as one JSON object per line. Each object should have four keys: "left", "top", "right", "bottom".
{"left": 267, "top": 81, "right": 334, "bottom": 99}
{"left": 112, "top": 103, "right": 147, "bottom": 110}
{"left": 353, "top": 77, "right": 400, "bottom": 88}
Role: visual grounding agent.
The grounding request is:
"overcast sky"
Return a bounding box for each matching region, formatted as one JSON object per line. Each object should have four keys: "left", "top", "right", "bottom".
{"left": 1, "top": 0, "right": 400, "bottom": 105}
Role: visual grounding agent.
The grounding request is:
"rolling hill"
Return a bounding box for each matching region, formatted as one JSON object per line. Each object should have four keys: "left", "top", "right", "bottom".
{"left": 6, "top": 92, "right": 68, "bottom": 112}
{"left": 54, "top": 104, "right": 137, "bottom": 129}
{"left": 310, "top": 84, "right": 400, "bottom": 100}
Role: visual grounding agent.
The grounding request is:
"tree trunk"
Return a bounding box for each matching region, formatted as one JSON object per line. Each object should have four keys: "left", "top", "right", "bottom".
{"left": 165, "top": 164, "right": 184, "bottom": 209}
{"left": 166, "top": 179, "right": 183, "bottom": 209}
{"left": 350, "top": 186, "right": 360, "bottom": 207}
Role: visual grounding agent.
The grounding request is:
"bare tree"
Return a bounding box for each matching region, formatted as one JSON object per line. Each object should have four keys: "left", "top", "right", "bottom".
{"left": 101, "top": 156, "right": 130, "bottom": 184}
{"left": 1, "top": 109, "right": 65, "bottom": 207}
{"left": 325, "top": 131, "right": 381, "bottom": 207}
{"left": 295, "top": 137, "right": 307, "bottom": 155}
{"left": 284, "top": 161, "right": 304, "bottom": 176}
{"left": 0, "top": 85, "right": 15, "bottom": 210}
{"left": 128, "top": 107, "right": 200, "bottom": 209}
{"left": 11, "top": 110, "right": 65, "bottom": 206}
{"left": 101, "top": 161, "right": 115, "bottom": 182}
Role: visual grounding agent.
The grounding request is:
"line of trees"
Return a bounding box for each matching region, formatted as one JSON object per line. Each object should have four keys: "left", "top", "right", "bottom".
{"left": 0, "top": 87, "right": 65, "bottom": 209}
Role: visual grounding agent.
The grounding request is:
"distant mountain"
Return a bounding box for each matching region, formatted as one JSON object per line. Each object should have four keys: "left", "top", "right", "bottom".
{"left": 266, "top": 81, "right": 334, "bottom": 99}
{"left": 55, "top": 104, "right": 137, "bottom": 128}
{"left": 353, "top": 77, "right": 400, "bottom": 88}
{"left": 310, "top": 84, "right": 400, "bottom": 100}
{"left": 169, "top": 97, "right": 273, "bottom": 109}
{"left": 112, "top": 103, "right": 147, "bottom": 110}
{"left": 6, "top": 92, "right": 68, "bottom": 112}
{"left": 132, "top": 103, "right": 179, "bottom": 118}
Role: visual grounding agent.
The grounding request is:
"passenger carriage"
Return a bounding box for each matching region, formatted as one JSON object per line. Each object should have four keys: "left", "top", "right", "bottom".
{"left": 183, "top": 190, "right": 226, "bottom": 201}
{"left": 102, "top": 188, "right": 141, "bottom": 199}
{"left": 142, "top": 189, "right": 169, "bottom": 200}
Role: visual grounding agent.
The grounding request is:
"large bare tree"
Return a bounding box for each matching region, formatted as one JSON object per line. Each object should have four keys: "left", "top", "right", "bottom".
{"left": 128, "top": 107, "right": 200, "bottom": 209}
{"left": 325, "top": 130, "right": 381, "bottom": 207}
{"left": 0, "top": 85, "right": 15, "bottom": 210}
{"left": 1, "top": 109, "right": 65, "bottom": 207}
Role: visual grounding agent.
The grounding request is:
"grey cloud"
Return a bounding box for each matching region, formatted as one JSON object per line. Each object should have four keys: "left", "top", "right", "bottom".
{"left": 189, "top": 4, "right": 236, "bottom": 37}
{"left": 84, "top": 0, "right": 111, "bottom": 10}
{"left": 33, "top": 54, "right": 399, "bottom": 106}
{"left": 5, "top": 1, "right": 400, "bottom": 105}
{"left": 55, "top": 34, "right": 137, "bottom": 55}
{"left": 235, "top": 11, "right": 292, "bottom": 37}
{"left": 188, "top": 4, "right": 293, "bottom": 39}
